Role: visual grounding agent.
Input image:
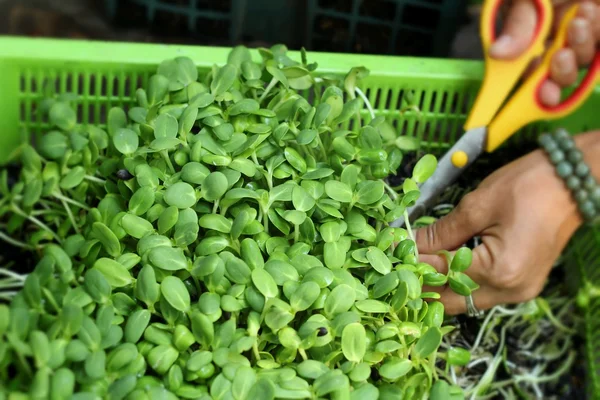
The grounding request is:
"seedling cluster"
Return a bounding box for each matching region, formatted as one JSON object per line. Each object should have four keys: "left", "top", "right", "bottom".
{"left": 0, "top": 44, "right": 575, "bottom": 400}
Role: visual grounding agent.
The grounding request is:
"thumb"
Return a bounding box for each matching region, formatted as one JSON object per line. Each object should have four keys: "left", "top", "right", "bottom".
{"left": 414, "top": 194, "right": 488, "bottom": 254}
{"left": 489, "top": 0, "right": 539, "bottom": 60}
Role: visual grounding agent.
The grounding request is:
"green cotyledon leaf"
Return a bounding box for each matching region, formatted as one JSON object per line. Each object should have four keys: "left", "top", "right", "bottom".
{"left": 251, "top": 268, "right": 278, "bottom": 298}
{"left": 450, "top": 247, "right": 473, "bottom": 273}
{"left": 148, "top": 246, "right": 189, "bottom": 271}
{"left": 414, "top": 327, "right": 442, "bottom": 359}
{"left": 211, "top": 64, "right": 237, "bottom": 96}
{"left": 365, "top": 246, "right": 391, "bottom": 275}
{"left": 113, "top": 128, "right": 139, "bottom": 155}
{"left": 341, "top": 323, "right": 366, "bottom": 363}
{"left": 412, "top": 154, "right": 437, "bottom": 184}
{"left": 91, "top": 222, "right": 121, "bottom": 258}
{"left": 202, "top": 171, "right": 229, "bottom": 202}
{"left": 164, "top": 182, "right": 197, "bottom": 209}
{"left": 92, "top": 258, "right": 133, "bottom": 288}
{"left": 160, "top": 276, "right": 191, "bottom": 312}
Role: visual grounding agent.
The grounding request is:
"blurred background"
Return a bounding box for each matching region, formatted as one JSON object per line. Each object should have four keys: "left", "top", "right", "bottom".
{"left": 0, "top": 0, "right": 484, "bottom": 60}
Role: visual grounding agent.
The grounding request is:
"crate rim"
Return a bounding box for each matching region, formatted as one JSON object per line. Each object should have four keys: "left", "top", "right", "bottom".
{"left": 0, "top": 36, "right": 485, "bottom": 80}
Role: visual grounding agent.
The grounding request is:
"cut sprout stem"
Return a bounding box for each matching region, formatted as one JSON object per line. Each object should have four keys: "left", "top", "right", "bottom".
{"left": 355, "top": 87, "right": 375, "bottom": 120}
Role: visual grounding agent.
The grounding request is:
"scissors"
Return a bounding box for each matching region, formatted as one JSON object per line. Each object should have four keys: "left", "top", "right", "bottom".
{"left": 392, "top": 0, "right": 600, "bottom": 228}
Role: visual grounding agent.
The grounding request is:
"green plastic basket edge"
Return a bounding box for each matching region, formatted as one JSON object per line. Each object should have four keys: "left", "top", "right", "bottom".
{"left": 0, "top": 36, "right": 484, "bottom": 77}
{"left": 0, "top": 36, "right": 484, "bottom": 164}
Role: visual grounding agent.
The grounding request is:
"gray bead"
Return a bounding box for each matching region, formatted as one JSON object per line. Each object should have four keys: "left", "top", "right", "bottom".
{"left": 549, "top": 149, "right": 564, "bottom": 164}
{"left": 558, "top": 137, "right": 575, "bottom": 151}
{"left": 580, "top": 201, "right": 596, "bottom": 220}
{"left": 575, "top": 189, "right": 589, "bottom": 203}
{"left": 542, "top": 138, "right": 558, "bottom": 152}
{"left": 538, "top": 133, "right": 554, "bottom": 148}
{"left": 591, "top": 187, "right": 600, "bottom": 207}
{"left": 567, "top": 149, "right": 583, "bottom": 164}
{"left": 575, "top": 162, "right": 590, "bottom": 178}
{"left": 583, "top": 176, "right": 597, "bottom": 190}
{"left": 556, "top": 161, "right": 573, "bottom": 178}
{"left": 554, "top": 129, "right": 571, "bottom": 141}
{"left": 566, "top": 176, "right": 581, "bottom": 190}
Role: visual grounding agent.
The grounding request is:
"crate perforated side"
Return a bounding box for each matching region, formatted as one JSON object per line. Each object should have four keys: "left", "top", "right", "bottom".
{"left": 1, "top": 38, "right": 597, "bottom": 160}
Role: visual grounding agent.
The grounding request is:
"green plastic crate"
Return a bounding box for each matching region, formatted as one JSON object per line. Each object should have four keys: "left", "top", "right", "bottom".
{"left": 306, "top": 0, "right": 467, "bottom": 56}
{"left": 103, "top": 0, "right": 247, "bottom": 44}
{"left": 0, "top": 36, "right": 599, "bottom": 396}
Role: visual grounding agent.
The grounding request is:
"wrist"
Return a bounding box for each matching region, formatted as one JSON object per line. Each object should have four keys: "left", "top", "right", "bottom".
{"left": 538, "top": 130, "right": 600, "bottom": 232}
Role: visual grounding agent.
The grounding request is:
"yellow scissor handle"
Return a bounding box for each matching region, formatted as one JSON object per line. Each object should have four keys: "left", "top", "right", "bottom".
{"left": 486, "top": 4, "right": 600, "bottom": 152}
{"left": 464, "top": 0, "right": 554, "bottom": 132}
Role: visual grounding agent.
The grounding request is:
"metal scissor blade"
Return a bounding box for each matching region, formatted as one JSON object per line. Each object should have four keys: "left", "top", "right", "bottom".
{"left": 391, "top": 127, "right": 487, "bottom": 228}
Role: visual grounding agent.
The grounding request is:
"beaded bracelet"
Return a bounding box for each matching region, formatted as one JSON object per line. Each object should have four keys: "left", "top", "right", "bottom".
{"left": 538, "top": 129, "right": 600, "bottom": 223}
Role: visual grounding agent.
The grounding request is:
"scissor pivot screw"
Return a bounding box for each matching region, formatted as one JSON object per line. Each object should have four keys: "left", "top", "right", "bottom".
{"left": 451, "top": 151, "right": 468, "bottom": 168}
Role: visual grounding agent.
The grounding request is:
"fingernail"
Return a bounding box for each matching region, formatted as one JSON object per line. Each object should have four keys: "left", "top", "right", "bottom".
{"left": 556, "top": 50, "right": 573, "bottom": 74}
{"left": 571, "top": 18, "right": 589, "bottom": 45}
{"left": 490, "top": 35, "right": 512, "bottom": 55}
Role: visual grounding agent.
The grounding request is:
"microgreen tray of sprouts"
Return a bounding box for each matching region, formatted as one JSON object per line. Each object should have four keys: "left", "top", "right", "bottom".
{"left": 0, "top": 44, "right": 582, "bottom": 400}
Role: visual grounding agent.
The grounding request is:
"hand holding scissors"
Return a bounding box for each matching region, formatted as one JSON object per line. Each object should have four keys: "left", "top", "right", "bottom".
{"left": 395, "top": 0, "right": 600, "bottom": 227}
{"left": 490, "top": 0, "right": 600, "bottom": 107}
{"left": 406, "top": 0, "right": 600, "bottom": 316}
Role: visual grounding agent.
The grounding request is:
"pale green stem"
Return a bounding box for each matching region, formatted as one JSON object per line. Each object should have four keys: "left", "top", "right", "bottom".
{"left": 251, "top": 152, "right": 260, "bottom": 166}
{"left": 467, "top": 326, "right": 507, "bottom": 399}
{"left": 161, "top": 150, "right": 176, "bottom": 174}
{"left": 52, "top": 192, "right": 90, "bottom": 210}
{"left": 84, "top": 175, "right": 106, "bottom": 184}
{"left": 0, "top": 268, "right": 27, "bottom": 281}
{"left": 0, "top": 292, "right": 18, "bottom": 301}
{"left": 403, "top": 210, "right": 418, "bottom": 259}
{"left": 538, "top": 301, "right": 575, "bottom": 334}
{"left": 0, "top": 282, "right": 25, "bottom": 290}
{"left": 42, "top": 288, "right": 62, "bottom": 314}
{"left": 298, "top": 348, "right": 308, "bottom": 361}
{"left": 470, "top": 307, "right": 497, "bottom": 352}
{"left": 0, "top": 231, "right": 35, "bottom": 249}
{"left": 252, "top": 341, "right": 261, "bottom": 361}
{"left": 355, "top": 87, "right": 375, "bottom": 120}
{"left": 383, "top": 181, "right": 398, "bottom": 201}
{"left": 491, "top": 351, "right": 575, "bottom": 387}
{"left": 31, "top": 209, "right": 67, "bottom": 217}
{"left": 11, "top": 205, "right": 61, "bottom": 243}
{"left": 259, "top": 77, "right": 278, "bottom": 104}
{"left": 59, "top": 197, "right": 80, "bottom": 234}
{"left": 263, "top": 210, "right": 269, "bottom": 234}
{"left": 315, "top": 135, "right": 328, "bottom": 160}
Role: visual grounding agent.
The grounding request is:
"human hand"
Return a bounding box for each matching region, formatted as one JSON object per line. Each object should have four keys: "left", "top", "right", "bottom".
{"left": 414, "top": 132, "right": 600, "bottom": 315}
{"left": 490, "top": 0, "right": 600, "bottom": 106}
